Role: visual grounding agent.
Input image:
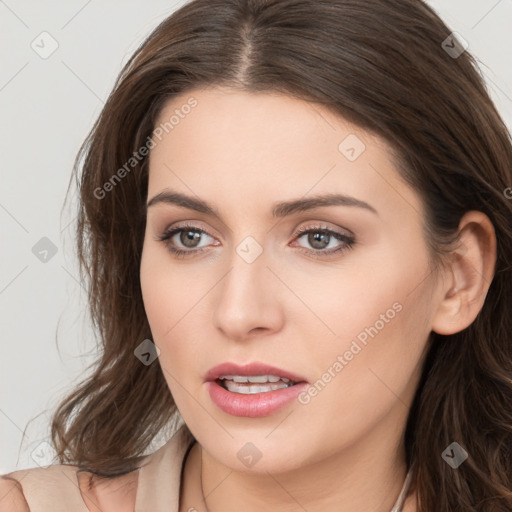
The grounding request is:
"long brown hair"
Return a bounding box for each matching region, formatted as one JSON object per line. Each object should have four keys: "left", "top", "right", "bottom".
{"left": 50, "top": 0, "right": 512, "bottom": 509}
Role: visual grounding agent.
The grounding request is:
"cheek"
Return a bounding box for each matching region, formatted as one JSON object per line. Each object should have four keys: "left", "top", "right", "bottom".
{"left": 140, "top": 243, "right": 184, "bottom": 351}
{"left": 140, "top": 248, "right": 168, "bottom": 335}
{"left": 140, "top": 238, "right": 193, "bottom": 333}
{"left": 139, "top": 242, "right": 209, "bottom": 374}
{"left": 296, "top": 288, "right": 429, "bottom": 460}
{"left": 299, "top": 251, "right": 432, "bottom": 407}
{"left": 283, "top": 257, "right": 402, "bottom": 357}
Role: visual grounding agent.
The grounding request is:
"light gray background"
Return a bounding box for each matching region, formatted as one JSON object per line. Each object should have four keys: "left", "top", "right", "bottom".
{"left": 1, "top": 0, "right": 511, "bottom": 473}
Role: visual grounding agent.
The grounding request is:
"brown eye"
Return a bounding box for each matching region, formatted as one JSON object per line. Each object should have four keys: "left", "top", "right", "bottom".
{"left": 158, "top": 224, "right": 217, "bottom": 257}
{"left": 293, "top": 225, "right": 355, "bottom": 257}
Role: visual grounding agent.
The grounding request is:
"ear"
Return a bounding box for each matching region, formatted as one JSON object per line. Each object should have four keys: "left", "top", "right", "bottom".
{"left": 431, "top": 211, "right": 497, "bottom": 335}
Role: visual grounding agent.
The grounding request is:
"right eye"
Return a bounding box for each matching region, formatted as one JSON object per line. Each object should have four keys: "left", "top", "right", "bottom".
{"left": 157, "top": 223, "right": 218, "bottom": 258}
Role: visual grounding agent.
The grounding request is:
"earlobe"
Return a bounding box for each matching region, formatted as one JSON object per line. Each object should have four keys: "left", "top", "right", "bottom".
{"left": 431, "top": 211, "right": 497, "bottom": 336}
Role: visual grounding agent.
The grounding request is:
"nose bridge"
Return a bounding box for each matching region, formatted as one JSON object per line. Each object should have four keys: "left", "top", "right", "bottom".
{"left": 212, "top": 236, "right": 282, "bottom": 339}
{"left": 226, "top": 231, "right": 269, "bottom": 291}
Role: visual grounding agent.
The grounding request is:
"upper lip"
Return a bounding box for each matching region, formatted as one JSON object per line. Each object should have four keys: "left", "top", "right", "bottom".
{"left": 205, "top": 362, "right": 308, "bottom": 383}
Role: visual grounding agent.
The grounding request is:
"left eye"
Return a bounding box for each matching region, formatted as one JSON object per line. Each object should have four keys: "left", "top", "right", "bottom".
{"left": 291, "top": 226, "right": 355, "bottom": 257}
{"left": 157, "top": 224, "right": 355, "bottom": 258}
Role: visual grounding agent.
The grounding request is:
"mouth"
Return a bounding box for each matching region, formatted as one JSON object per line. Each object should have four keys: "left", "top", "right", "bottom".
{"left": 205, "top": 362, "right": 307, "bottom": 393}
{"left": 206, "top": 366, "right": 309, "bottom": 417}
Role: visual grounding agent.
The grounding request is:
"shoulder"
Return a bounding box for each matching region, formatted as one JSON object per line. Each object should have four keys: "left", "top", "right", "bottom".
{"left": 1, "top": 464, "right": 139, "bottom": 512}
{"left": 0, "top": 425, "right": 193, "bottom": 511}
{"left": 0, "top": 475, "right": 29, "bottom": 512}
{"left": 1, "top": 464, "right": 84, "bottom": 511}
{"left": 77, "top": 469, "right": 139, "bottom": 512}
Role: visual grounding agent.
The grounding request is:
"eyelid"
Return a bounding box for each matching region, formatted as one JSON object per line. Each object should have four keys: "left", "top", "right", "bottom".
{"left": 157, "top": 219, "right": 352, "bottom": 240}
{"left": 155, "top": 219, "right": 218, "bottom": 239}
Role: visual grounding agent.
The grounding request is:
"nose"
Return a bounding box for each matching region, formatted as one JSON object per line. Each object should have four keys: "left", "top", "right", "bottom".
{"left": 212, "top": 247, "right": 285, "bottom": 342}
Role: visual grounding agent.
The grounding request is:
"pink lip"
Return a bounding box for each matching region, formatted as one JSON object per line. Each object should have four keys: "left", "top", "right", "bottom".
{"left": 204, "top": 362, "right": 308, "bottom": 383}
{"left": 207, "top": 380, "right": 309, "bottom": 417}
{"left": 204, "top": 362, "right": 308, "bottom": 418}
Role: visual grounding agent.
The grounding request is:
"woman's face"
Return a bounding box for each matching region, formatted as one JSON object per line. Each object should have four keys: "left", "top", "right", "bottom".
{"left": 140, "top": 86, "right": 443, "bottom": 473}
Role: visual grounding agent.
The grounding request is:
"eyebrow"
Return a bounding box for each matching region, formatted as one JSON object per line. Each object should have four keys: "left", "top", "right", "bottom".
{"left": 146, "top": 190, "right": 378, "bottom": 218}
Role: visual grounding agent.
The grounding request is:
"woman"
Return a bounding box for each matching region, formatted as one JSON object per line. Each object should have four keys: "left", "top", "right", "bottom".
{"left": 2, "top": 0, "right": 511, "bottom": 510}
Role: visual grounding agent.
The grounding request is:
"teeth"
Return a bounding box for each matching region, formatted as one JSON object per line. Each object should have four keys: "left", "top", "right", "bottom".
{"left": 219, "top": 374, "right": 292, "bottom": 383}
{"left": 223, "top": 380, "right": 294, "bottom": 394}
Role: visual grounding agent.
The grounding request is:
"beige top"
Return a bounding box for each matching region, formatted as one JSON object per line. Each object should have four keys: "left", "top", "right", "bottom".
{"left": 1, "top": 424, "right": 196, "bottom": 512}
{"left": 1, "top": 424, "right": 413, "bottom": 511}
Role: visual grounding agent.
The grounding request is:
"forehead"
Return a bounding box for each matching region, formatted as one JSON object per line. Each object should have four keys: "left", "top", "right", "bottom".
{"left": 148, "top": 86, "right": 423, "bottom": 222}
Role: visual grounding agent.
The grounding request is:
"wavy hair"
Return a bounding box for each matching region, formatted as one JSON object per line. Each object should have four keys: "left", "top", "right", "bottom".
{"left": 50, "top": 0, "right": 512, "bottom": 509}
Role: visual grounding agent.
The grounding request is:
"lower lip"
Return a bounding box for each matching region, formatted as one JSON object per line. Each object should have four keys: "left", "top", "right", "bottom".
{"left": 207, "top": 380, "right": 308, "bottom": 417}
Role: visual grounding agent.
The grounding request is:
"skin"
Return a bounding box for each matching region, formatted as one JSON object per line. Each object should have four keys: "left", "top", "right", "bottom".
{"left": 140, "top": 86, "right": 496, "bottom": 512}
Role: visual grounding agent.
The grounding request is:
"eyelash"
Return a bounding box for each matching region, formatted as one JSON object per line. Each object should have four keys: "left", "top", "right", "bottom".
{"left": 157, "top": 223, "right": 355, "bottom": 259}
